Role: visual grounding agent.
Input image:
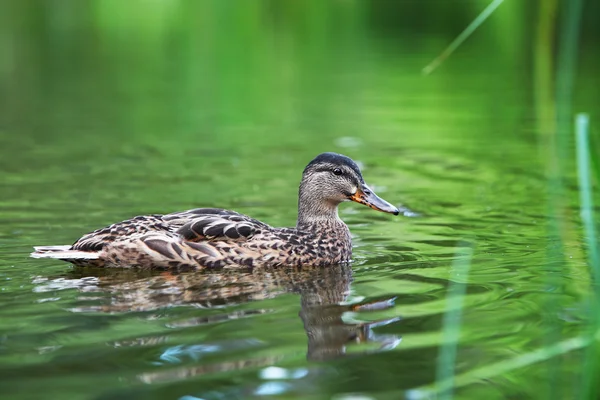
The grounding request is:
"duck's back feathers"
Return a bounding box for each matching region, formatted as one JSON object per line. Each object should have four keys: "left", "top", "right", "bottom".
{"left": 32, "top": 208, "right": 291, "bottom": 269}
{"left": 68, "top": 208, "right": 268, "bottom": 253}
{"left": 164, "top": 208, "right": 268, "bottom": 241}
{"left": 71, "top": 214, "right": 169, "bottom": 252}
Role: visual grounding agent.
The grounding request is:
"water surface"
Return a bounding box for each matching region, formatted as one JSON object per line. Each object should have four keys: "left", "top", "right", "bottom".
{"left": 1, "top": 2, "right": 599, "bottom": 399}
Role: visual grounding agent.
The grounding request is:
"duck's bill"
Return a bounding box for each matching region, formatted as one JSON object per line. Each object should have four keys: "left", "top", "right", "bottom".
{"left": 349, "top": 184, "right": 399, "bottom": 215}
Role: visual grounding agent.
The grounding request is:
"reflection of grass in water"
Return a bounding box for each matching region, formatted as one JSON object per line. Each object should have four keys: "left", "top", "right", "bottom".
{"left": 435, "top": 244, "right": 472, "bottom": 400}
{"left": 414, "top": 334, "right": 597, "bottom": 399}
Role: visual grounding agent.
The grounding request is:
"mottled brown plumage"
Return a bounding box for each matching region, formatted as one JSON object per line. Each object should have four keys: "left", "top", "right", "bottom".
{"left": 31, "top": 152, "right": 399, "bottom": 269}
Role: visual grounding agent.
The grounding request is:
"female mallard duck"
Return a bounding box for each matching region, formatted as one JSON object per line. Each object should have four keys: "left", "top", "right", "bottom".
{"left": 31, "top": 152, "right": 398, "bottom": 269}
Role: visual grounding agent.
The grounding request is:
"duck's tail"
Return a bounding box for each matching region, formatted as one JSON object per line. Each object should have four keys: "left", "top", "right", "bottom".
{"left": 30, "top": 245, "right": 100, "bottom": 260}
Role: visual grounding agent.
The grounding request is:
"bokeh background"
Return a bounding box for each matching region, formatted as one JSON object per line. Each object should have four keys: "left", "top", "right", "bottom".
{"left": 1, "top": 1, "right": 599, "bottom": 399}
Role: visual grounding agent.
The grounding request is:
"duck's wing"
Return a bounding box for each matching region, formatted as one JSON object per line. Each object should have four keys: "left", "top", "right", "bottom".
{"left": 163, "top": 208, "right": 270, "bottom": 242}
{"left": 72, "top": 215, "right": 170, "bottom": 251}
{"left": 70, "top": 208, "right": 270, "bottom": 263}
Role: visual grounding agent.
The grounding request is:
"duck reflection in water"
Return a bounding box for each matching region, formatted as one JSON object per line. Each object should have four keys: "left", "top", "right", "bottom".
{"left": 50, "top": 263, "right": 400, "bottom": 370}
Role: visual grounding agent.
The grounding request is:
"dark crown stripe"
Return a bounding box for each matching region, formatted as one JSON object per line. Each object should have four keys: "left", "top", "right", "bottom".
{"left": 304, "top": 152, "right": 363, "bottom": 178}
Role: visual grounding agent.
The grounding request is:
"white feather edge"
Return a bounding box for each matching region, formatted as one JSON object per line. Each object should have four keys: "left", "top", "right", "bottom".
{"left": 33, "top": 245, "right": 72, "bottom": 251}
{"left": 31, "top": 246, "right": 100, "bottom": 259}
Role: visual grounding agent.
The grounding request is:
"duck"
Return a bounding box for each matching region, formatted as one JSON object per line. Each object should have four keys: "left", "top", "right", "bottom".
{"left": 31, "top": 152, "right": 399, "bottom": 270}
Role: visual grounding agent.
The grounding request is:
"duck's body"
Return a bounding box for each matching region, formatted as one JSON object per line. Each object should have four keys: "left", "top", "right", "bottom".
{"left": 31, "top": 153, "right": 398, "bottom": 269}
{"left": 35, "top": 208, "right": 352, "bottom": 269}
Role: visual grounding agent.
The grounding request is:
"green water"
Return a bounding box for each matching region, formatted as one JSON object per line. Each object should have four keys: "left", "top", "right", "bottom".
{"left": 1, "top": 1, "right": 599, "bottom": 399}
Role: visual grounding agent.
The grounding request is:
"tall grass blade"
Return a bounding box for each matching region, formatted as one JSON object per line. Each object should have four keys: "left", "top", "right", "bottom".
{"left": 549, "top": 0, "right": 585, "bottom": 398}
{"left": 422, "top": 0, "right": 504, "bottom": 75}
{"left": 556, "top": 0, "right": 585, "bottom": 144}
{"left": 576, "top": 114, "right": 599, "bottom": 277}
{"left": 576, "top": 113, "right": 600, "bottom": 400}
{"left": 434, "top": 244, "right": 473, "bottom": 400}
{"left": 588, "top": 127, "right": 600, "bottom": 183}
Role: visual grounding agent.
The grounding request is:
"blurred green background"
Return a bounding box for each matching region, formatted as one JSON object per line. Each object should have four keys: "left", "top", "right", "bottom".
{"left": 1, "top": 1, "right": 599, "bottom": 399}
{"left": 2, "top": 0, "right": 597, "bottom": 162}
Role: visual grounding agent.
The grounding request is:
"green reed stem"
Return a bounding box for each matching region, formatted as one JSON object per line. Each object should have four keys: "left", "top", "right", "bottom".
{"left": 576, "top": 114, "right": 599, "bottom": 280}
{"left": 548, "top": 0, "right": 585, "bottom": 398}
{"left": 576, "top": 113, "right": 600, "bottom": 400}
{"left": 422, "top": 0, "right": 504, "bottom": 75}
{"left": 551, "top": 0, "right": 588, "bottom": 397}
{"left": 435, "top": 244, "right": 473, "bottom": 400}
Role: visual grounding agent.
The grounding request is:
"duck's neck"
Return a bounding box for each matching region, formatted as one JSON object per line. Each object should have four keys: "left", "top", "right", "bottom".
{"left": 296, "top": 188, "right": 345, "bottom": 230}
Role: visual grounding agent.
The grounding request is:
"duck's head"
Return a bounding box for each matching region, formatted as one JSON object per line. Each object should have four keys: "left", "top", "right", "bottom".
{"left": 297, "top": 152, "right": 399, "bottom": 225}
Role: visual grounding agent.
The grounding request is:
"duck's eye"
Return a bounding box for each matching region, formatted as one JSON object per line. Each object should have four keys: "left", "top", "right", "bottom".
{"left": 333, "top": 168, "right": 343, "bottom": 176}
